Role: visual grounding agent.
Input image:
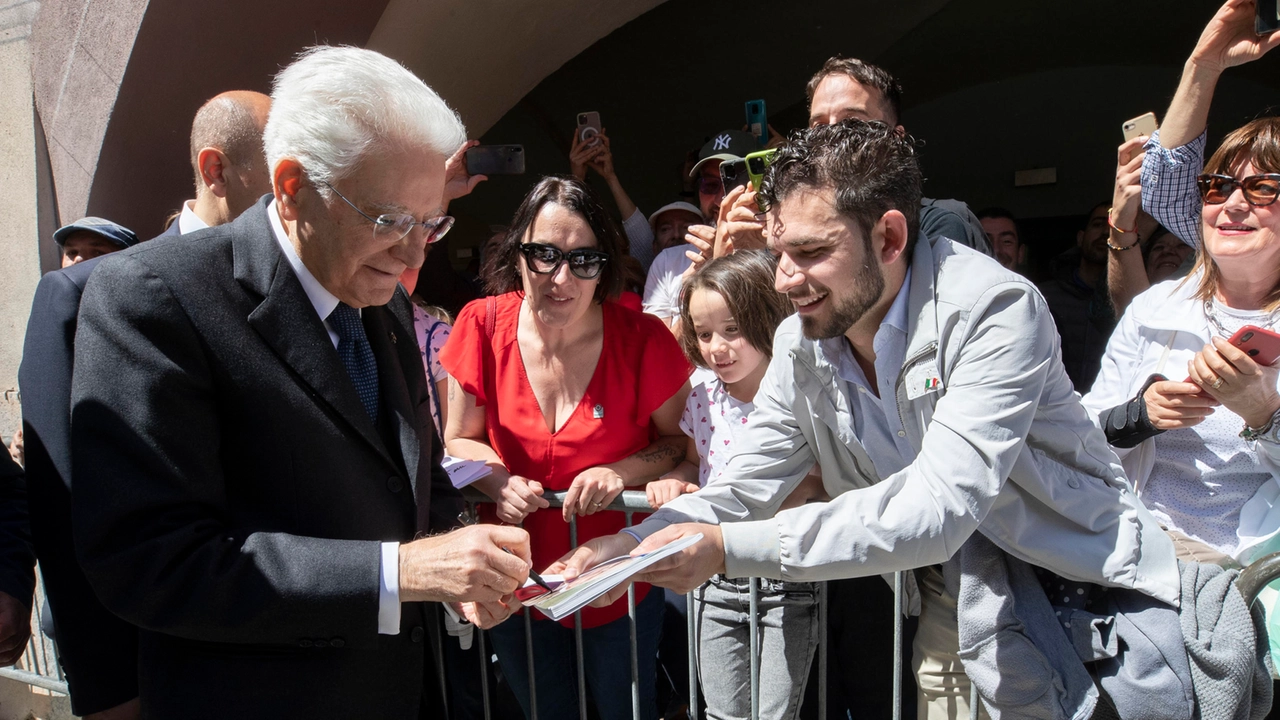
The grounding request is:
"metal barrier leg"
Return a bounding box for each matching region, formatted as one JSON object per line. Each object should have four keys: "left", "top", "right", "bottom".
{"left": 893, "top": 571, "right": 903, "bottom": 720}
{"left": 818, "top": 581, "right": 828, "bottom": 720}
{"left": 572, "top": 516, "right": 588, "bottom": 720}
{"left": 970, "top": 682, "right": 979, "bottom": 720}
{"left": 749, "top": 577, "right": 760, "bottom": 720}
{"left": 478, "top": 627, "right": 492, "bottom": 720}
{"left": 688, "top": 589, "right": 699, "bottom": 719}
{"left": 525, "top": 607, "right": 538, "bottom": 720}
{"left": 627, "top": 511, "right": 640, "bottom": 720}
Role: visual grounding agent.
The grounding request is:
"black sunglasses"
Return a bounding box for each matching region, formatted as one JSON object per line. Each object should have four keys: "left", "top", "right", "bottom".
{"left": 519, "top": 242, "right": 610, "bottom": 280}
{"left": 1197, "top": 173, "right": 1280, "bottom": 207}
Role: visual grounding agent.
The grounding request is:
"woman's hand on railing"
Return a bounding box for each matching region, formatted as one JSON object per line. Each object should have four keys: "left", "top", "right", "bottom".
{"left": 484, "top": 474, "right": 549, "bottom": 524}
{"left": 562, "top": 466, "right": 626, "bottom": 521}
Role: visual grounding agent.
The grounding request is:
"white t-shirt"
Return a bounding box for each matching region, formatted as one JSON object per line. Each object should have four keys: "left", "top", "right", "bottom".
{"left": 679, "top": 368, "right": 753, "bottom": 487}
{"left": 642, "top": 244, "right": 695, "bottom": 321}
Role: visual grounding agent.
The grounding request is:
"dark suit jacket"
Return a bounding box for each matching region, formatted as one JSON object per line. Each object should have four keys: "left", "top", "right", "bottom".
{"left": 0, "top": 445, "right": 34, "bottom": 610}
{"left": 70, "top": 198, "right": 458, "bottom": 719}
{"left": 19, "top": 255, "right": 139, "bottom": 715}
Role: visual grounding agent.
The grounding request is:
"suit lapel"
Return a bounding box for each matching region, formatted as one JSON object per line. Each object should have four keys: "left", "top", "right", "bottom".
{"left": 364, "top": 305, "right": 420, "bottom": 490}
{"left": 234, "top": 200, "right": 392, "bottom": 462}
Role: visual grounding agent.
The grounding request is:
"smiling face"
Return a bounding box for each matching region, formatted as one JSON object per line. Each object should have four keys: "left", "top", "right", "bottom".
{"left": 519, "top": 202, "right": 601, "bottom": 330}
{"left": 981, "top": 216, "right": 1022, "bottom": 270}
{"left": 1202, "top": 158, "right": 1280, "bottom": 283}
{"left": 769, "top": 186, "right": 886, "bottom": 340}
{"left": 688, "top": 287, "right": 769, "bottom": 393}
{"left": 294, "top": 144, "right": 447, "bottom": 308}
{"left": 1144, "top": 231, "right": 1193, "bottom": 283}
{"left": 654, "top": 209, "right": 703, "bottom": 252}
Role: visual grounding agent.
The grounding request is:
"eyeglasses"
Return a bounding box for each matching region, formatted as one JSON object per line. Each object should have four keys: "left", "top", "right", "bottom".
{"left": 518, "top": 242, "right": 609, "bottom": 280}
{"left": 697, "top": 176, "right": 725, "bottom": 196}
{"left": 322, "top": 182, "right": 455, "bottom": 243}
{"left": 1197, "top": 173, "right": 1280, "bottom": 207}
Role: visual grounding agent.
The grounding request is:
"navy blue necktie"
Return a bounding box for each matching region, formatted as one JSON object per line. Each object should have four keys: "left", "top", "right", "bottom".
{"left": 328, "top": 302, "right": 380, "bottom": 422}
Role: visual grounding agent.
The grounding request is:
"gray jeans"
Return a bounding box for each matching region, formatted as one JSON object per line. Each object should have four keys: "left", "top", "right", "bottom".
{"left": 695, "top": 575, "right": 820, "bottom": 720}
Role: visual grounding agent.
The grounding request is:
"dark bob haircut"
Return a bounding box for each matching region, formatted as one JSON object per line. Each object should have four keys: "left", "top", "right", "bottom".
{"left": 758, "top": 119, "right": 923, "bottom": 259}
{"left": 481, "top": 175, "right": 625, "bottom": 303}
{"left": 678, "top": 250, "right": 792, "bottom": 370}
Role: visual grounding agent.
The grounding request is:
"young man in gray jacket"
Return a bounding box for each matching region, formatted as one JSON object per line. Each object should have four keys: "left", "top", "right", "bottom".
{"left": 555, "top": 120, "right": 1181, "bottom": 718}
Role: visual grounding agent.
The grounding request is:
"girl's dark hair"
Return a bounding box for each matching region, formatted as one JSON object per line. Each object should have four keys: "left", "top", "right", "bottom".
{"left": 677, "top": 250, "right": 792, "bottom": 369}
{"left": 481, "top": 175, "right": 625, "bottom": 303}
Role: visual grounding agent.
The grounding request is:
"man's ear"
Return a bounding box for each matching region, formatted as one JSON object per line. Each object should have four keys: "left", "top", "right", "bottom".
{"left": 876, "top": 209, "right": 910, "bottom": 265}
{"left": 1076, "top": 229, "right": 1085, "bottom": 249}
{"left": 273, "top": 159, "right": 305, "bottom": 221}
{"left": 1018, "top": 245, "right": 1028, "bottom": 266}
{"left": 197, "top": 147, "right": 229, "bottom": 198}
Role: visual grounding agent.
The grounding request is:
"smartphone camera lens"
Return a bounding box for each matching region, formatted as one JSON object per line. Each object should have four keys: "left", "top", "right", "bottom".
{"left": 578, "top": 114, "right": 587, "bottom": 124}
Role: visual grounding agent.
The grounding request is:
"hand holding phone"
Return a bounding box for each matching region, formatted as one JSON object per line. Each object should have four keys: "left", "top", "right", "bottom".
{"left": 466, "top": 145, "right": 526, "bottom": 176}
{"left": 1122, "top": 112, "right": 1158, "bottom": 142}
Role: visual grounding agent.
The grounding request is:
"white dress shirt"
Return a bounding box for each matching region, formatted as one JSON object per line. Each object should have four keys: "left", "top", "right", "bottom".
{"left": 177, "top": 200, "right": 210, "bottom": 235}
{"left": 266, "top": 201, "right": 403, "bottom": 635}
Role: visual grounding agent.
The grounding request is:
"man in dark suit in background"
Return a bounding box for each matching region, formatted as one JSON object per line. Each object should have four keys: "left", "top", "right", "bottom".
{"left": 163, "top": 90, "right": 272, "bottom": 238}
{"left": 70, "top": 46, "right": 530, "bottom": 719}
{"left": 19, "top": 90, "right": 267, "bottom": 720}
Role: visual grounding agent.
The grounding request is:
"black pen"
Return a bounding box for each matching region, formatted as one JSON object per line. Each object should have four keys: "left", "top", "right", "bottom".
{"left": 504, "top": 547, "right": 553, "bottom": 591}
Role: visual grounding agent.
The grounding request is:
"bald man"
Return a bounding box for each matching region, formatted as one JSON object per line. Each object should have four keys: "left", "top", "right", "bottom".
{"left": 167, "top": 90, "right": 272, "bottom": 235}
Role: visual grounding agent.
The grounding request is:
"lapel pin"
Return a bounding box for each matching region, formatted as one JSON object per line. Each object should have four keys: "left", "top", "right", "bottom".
{"left": 389, "top": 331, "right": 397, "bottom": 344}
{"left": 593, "top": 404, "right": 604, "bottom": 419}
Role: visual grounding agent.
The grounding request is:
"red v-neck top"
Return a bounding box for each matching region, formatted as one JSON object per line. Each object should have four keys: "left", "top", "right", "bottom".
{"left": 441, "top": 292, "right": 691, "bottom": 627}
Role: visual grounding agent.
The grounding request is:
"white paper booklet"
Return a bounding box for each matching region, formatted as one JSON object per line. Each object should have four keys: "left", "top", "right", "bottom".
{"left": 521, "top": 533, "right": 703, "bottom": 621}
{"left": 442, "top": 455, "right": 493, "bottom": 489}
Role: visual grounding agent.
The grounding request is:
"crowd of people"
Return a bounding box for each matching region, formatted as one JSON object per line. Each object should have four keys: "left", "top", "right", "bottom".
{"left": 3, "top": 1, "right": 1280, "bottom": 719}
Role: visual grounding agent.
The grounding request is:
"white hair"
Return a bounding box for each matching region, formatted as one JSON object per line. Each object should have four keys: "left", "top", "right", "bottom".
{"left": 263, "top": 46, "right": 466, "bottom": 193}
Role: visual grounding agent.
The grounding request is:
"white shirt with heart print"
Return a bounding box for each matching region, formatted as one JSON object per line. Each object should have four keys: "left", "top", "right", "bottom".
{"left": 680, "top": 368, "right": 754, "bottom": 487}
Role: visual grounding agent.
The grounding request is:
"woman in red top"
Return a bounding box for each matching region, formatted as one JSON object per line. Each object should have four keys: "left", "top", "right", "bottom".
{"left": 441, "top": 176, "right": 690, "bottom": 720}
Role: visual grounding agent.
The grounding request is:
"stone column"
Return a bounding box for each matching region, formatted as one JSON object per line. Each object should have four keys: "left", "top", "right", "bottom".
{"left": 0, "top": 0, "right": 43, "bottom": 444}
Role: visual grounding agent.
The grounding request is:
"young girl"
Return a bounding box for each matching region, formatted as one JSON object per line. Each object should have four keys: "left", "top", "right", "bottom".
{"left": 648, "top": 250, "right": 827, "bottom": 720}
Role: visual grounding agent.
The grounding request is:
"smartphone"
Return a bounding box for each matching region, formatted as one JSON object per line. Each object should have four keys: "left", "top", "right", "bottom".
{"left": 1122, "top": 112, "right": 1158, "bottom": 142}
{"left": 465, "top": 145, "right": 525, "bottom": 175}
{"left": 745, "top": 149, "right": 777, "bottom": 190}
{"left": 1231, "top": 325, "right": 1280, "bottom": 366}
{"left": 577, "top": 111, "right": 602, "bottom": 148}
{"left": 745, "top": 99, "right": 768, "bottom": 148}
{"left": 720, "top": 158, "right": 749, "bottom": 193}
{"left": 1257, "top": 0, "right": 1280, "bottom": 34}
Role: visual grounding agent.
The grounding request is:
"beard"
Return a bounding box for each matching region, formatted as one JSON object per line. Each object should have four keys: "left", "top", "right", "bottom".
{"left": 797, "top": 259, "right": 886, "bottom": 340}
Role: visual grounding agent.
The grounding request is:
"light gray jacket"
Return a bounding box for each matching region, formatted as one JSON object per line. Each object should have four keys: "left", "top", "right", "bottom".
{"left": 639, "top": 236, "right": 1181, "bottom": 612}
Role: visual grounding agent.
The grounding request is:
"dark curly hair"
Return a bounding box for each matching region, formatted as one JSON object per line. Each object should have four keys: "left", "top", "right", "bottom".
{"left": 758, "top": 119, "right": 922, "bottom": 259}
{"left": 481, "top": 175, "right": 625, "bottom": 303}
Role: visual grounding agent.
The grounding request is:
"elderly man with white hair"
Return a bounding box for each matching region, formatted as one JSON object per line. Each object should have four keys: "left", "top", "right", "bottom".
{"left": 68, "top": 46, "right": 531, "bottom": 719}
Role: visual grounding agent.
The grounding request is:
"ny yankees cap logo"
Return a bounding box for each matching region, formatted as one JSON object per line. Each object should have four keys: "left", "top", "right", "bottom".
{"left": 713, "top": 133, "right": 731, "bottom": 150}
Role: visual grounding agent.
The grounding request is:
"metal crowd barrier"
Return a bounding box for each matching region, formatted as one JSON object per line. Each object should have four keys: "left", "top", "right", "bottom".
{"left": 0, "top": 565, "right": 68, "bottom": 696}
{"left": 459, "top": 488, "right": 911, "bottom": 720}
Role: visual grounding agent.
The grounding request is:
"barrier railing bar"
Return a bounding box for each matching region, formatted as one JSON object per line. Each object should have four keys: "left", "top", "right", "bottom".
{"left": 688, "top": 590, "right": 698, "bottom": 718}
{"left": 626, "top": 510, "right": 640, "bottom": 720}
{"left": 893, "top": 570, "right": 903, "bottom": 720}
{"left": 571, "top": 515, "right": 588, "bottom": 720}
{"left": 0, "top": 667, "right": 67, "bottom": 695}
{"left": 970, "top": 683, "right": 979, "bottom": 720}
{"left": 818, "top": 580, "right": 829, "bottom": 720}
{"left": 749, "top": 577, "right": 760, "bottom": 720}
{"left": 478, "top": 619, "right": 492, "bottom": 720}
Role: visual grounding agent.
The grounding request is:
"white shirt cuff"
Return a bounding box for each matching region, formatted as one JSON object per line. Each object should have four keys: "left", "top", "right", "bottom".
{"left": 378, "top": 541, "right": 401, "bottom": 635}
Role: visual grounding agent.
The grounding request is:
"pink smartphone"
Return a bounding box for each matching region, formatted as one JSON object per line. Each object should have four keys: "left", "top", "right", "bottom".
{"left": 1231, "top": 325, "right": 1280, "bottom": 366}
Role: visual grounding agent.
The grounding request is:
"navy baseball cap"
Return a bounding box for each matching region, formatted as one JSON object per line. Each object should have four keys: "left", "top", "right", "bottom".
{"left": 53, "top": 217, "right": 139, "bottom": 249}
{"left": 689, "top": 130, "right": 757, "bottom": 177}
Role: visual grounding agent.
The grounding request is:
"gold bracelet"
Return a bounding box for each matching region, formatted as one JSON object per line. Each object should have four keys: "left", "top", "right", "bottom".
{"left": 1106, "top": 233, "right": 1140, "bottom": 252}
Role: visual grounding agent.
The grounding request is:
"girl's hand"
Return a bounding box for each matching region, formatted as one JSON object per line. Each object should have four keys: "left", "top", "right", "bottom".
{"left": 645, "top": 478, "right": 698, "bottom": 509}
